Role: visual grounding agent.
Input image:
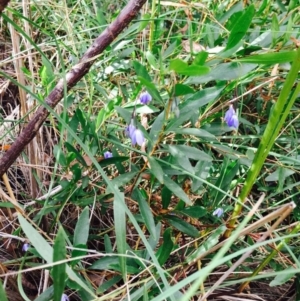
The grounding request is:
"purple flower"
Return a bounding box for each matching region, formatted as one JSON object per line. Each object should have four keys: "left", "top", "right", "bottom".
{"left": 104, "top": 151, "right": 113, "bottom": 159}
{"left": 224, "top": 105, "right": 239, "bottom": 129}
{"left": 22, "top": 243, "right": 30, "bottom": 252}
{"left": 213, "top": 208, "right": 224, "bottom": 218}
{"left": 61, "top": 294, "right": 69, "bottom": 301}
{"left": 139, "top": 91, "right": 152, "bottom": 105}
{"left": 125, "top": 124, "right": 136, "bottom": 138}
{"left": 125, "top": 124, "right": 145, "bottom": 146}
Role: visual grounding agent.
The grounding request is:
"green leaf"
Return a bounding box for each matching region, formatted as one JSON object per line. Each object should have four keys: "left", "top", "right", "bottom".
{"left": 178, "top": 206, "right": 207, "bottom": 218}
{"left": 18, "top": 214, "right": 96, "bottom": 298}
{"left": 96, "top": 108, "right": 105, "bottom": 130}
{"left": 65, "top": 142, "right": 87, "bottom": 167}
{"left": 73, "top": 206, "right": 90, "bottom": 247}
{"left": 106, "top": 171, "right": 138, "bottom": 193}
{"left": 225, "top": 5, "right": 255, "bottom": 50}
{"left": 90, "top": 256, "right": 119, "bottom": 270}
{"left": 171, "top": 128, "right": 216, "bottom": 140}
{"left": 163, "top": 175, "right": 191, "bottom": 205}
{"left": 265, "top": 167, "right": 295, "bottom": 182}
{"left": 161, "top": 185, "right": 172, "bottom": 209}
{"left": 187, "top": 226, "right": 227, "bottom": 263}
{"left": 136, "top": 191, "right": 157, "bottom": 240}
{"left": 149, "top": 110, "right": 165, "bottom": 144}
{"left": 186, "top": 62, "right": 257, "bottom": 84}
{"left": 0, "top": 279, "right": 8, "bottom": 301}
{"left": 139, "top": 13, "right": 151, "bottom": 31}
{"left": 178, "top": 85, "right": 225, "bottom": 116}
{"left": 237, "top": 51, "right": 297, "bottom": 64}
{"left": 270, "top": 268, "right": 296, "bottom": 286}
{"left": 148, "top": 156, "right": 164, "bottom": 184}
{"left": 115, "top": 106, "right": 132, "bottom": 124}
{"left": 133, "top": 60, "right": 151, "bottom": 82}
{"left": 167, "top": 145, "right": 212, "bottom": 162}
{"left": 174, "top": 84, "right": 195, "bottom": 96}
{"left": 34, "top": 286, "right": 54, "bottom": 301}
{"left": 192, "top": 161, "right": 212, "bottom": 192}
{"left": 166, "top": 216, "right": 199, "bottom": 238}
{"left": 113, "top": 193, "right": 127, "bottom": 280}
{"left": 156, "top": 228, "right": 174, "bottom": 265}
{"left": 97, "top": 275, "right": 123, "bottom": 294}
{"left": 146, "top": 50, "right": 158, "bottom": 69}
{"left": 193, "top": 51, "right": 209, "bottom": 65}
{"left": 211, "top": 159, "right": 239, "bottom": 207}
{"left": 40, "top": 56, "right": 55, "bottom": 93}
{"left": 53, "top": 227, "right": 66, "bottom": 301}
{"left": 169, "top": 59, "right": 210, "bottom": 76}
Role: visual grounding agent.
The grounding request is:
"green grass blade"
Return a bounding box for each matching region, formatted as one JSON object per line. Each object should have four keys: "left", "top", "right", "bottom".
{"left": 53, "top": 227, "right": 66, "bottom": 301}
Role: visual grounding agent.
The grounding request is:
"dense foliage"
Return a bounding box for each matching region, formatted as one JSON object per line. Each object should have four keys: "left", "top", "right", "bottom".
{"left": 0, "top": 1, "right": 299, "bottom": 300}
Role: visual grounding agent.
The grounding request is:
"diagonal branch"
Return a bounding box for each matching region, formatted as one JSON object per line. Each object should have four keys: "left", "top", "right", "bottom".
{"left": 0, "top": 0, "right": 147, "bottom": 177}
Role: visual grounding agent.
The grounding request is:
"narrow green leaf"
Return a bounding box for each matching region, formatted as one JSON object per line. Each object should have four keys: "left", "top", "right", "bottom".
{"left": 166, "top": 216, "right": 199, "bottom": 238}
{"left": 169, "top": 59, "right": 210, "bottom": 76}
{"left": 270, "top": 268, "right": 296, "bottom": 286}
{"left": 133, "top": 60, "right": 152, "bottom": 82}
{"left": 53, "top": 227, "right": 66, "bottom": 301}
{"left": 137, "top": 192, "right": 157, "bottom": 240}
{"left": 174, "top": 84, "right": 195, "bottom": 96}
{"left": 226, "top": 5, "right": 255, "bottom": 50}
{"left": 178, "top": 206, "right": 207, "bottom": 218}
{"left": 156, "top": 228, "right": 174, "bottom": 265}
{"left": 187, "top": 226, "right": 227, "bottom": 263}
{"left": 193, "top": 51, "right": 209, "bottom": 66}
{"left": 146, "top": 50, "right": 158, "bottom": 69}
{"left": 97, "top": 275, "right": 123, "bottom": 294}
{"left": 172, "top": 128, "right": 216, "bottom": 140}
{"left": 148, "top": 156, "right": 164, "bottom": 183}
{"left": 34, "top": 286, "right": 54, "bottom": 301}
{"left": 106, "top": 171, "right": 138, "bottom": 193}
{"left": 265, "top": 167, "right": 294, "bottom": 182}
{"left": 65, "top": 142, "right": 87, "bottom": 167}
{"left": 113, "top": 193, "right": 127, "bottom": 280}
{"left": 90, "top": 256, "right": 119, "bottom": 270}
{"left": 167, "top": 145, "right": 212, "bottom": 162}
{"left": 0, "top": 279, "right": 8, "bottom": 301}
{"left": 211, "top": 159, "right": 239, "bottom": 207}
{"left": 149, "top": 110, "right": 165, "bottom": 143}
{"left": 18, "top": 214, "right": 96, "bottom": 298}
{"left": 163, "top": 175, "right": 191, "bottom": 205}
{"left": 186, "top": 63, "right": 257, "bottom": 84}
{"left": 179, "top": 85, "right": 225, "bottom": 116}
{"left": 237, "top": 51, "right": 297, "bottom": 64}
{"left": 161, "top": 186, "right": 172, "bottom": 209}
{"left": 73, "top": 206, "right": 90, "bottom": 247}
{"left": 115, "top": 106, "right": 132, "bottom": 124}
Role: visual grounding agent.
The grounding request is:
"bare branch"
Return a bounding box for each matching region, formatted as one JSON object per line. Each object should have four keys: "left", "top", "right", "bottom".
{"left": 0, "top": 0, "right": 147, "bottom": 177}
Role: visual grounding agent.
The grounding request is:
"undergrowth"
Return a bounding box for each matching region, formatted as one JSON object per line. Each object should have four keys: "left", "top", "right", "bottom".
{"left": 0, "top": 1, "right": 300, "bottom": 301}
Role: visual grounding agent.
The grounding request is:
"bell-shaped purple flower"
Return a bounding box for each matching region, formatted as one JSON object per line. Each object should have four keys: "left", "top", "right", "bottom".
{"left": 125, "top": 123, "right": 145, "bottom": 146}
{"left": 22, "top": 243, "right": 30, "bottom": 252}
{"left": 61, "top": 294, "right": 69, "bottom": 301}
{"left": 224, "top": 105, "right": 239, "bottom": 129}
{"left": 131, "top": 128, "right": 144, "bottom": 146}
{"left": 125, "top": 124, "right": 136, "bottom": 138}
{"left": 104, "top": 151, "right": 113, "bottom": 159}
{"left": 213, "top": 208, "right": 224, "bottom": 218}
{"left": 140, "top": 91, "right": 152, "bottom": 105}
